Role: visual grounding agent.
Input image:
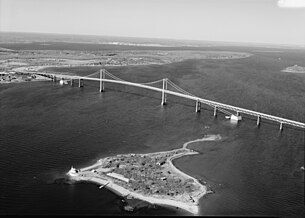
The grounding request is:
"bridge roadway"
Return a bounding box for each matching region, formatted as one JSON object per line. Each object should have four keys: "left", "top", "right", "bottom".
{"left": 36, "top": 72, "right": 305, "bottom": 130}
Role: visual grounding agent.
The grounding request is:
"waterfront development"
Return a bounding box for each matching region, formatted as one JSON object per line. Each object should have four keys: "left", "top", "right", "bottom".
{"left": 0, "top": 32, "right": 305, "bottom": 217}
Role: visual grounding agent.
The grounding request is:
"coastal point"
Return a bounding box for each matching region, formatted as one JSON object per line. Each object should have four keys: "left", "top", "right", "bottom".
{"left": 67, "top": 135, "right": 221, "bottom": 215}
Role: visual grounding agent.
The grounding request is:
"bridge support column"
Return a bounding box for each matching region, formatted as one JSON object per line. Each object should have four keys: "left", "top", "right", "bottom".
{"left": 231, "top": 111, "right": 242, "bottom": 121}
{"left": 195, "top": 100, "right": 201, "bottom": 112}
{"left": 99, "top": 70, "right": 105, "bottom": 92}
{"left": 161, "top": 78, "right": 167, "bottom": 105}
{"left": 70, "top": 78, "right": 73, "bottom": 86}
{"left": 52, "top": 76, "right": 57, "bottom": 82}
{"left": 79, "top": 78, "right": 84, "bottom": 88}
{"left": 280, "top": 122, "right": 283, "bottom": 131}
{"left": 257, "top": 116, "right": 260, "bottom": 126}
{"left": 214, "top": 106, "right": 217, "bottom": 117}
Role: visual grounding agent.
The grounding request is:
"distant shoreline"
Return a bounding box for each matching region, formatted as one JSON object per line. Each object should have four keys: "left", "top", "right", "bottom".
{"left": 67, "top": 134, "right": 221, "bottom": 215}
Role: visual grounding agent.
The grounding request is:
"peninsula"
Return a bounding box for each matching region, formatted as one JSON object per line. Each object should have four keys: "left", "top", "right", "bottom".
{"left": 0, "top": 45, "right": 251, "bottom": 84}
{"left": 67, "top": 134, "right": 221, "bottom": 215}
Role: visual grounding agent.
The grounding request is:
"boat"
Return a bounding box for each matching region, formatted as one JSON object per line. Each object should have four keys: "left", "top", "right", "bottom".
{"left": 301, "top": 166, "right": 304, "bottom": 171}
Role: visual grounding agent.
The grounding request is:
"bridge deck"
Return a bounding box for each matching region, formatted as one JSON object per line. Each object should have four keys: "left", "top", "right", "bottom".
{"left": 36, "top": 72, "right": 305, "bottom": 129}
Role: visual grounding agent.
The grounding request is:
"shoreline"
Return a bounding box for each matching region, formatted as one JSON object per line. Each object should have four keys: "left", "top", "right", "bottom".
{"left": 67, "top": 134, "right": 221, "bottom": 215}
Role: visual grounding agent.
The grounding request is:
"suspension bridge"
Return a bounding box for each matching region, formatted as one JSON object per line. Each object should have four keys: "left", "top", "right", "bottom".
{"left": 35, "top": 69, "right": 305, "bottom": 131}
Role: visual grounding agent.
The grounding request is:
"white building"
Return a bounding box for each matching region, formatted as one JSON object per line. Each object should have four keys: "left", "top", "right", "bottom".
{"left": 106, "top": 172, "right": 129, "bottom": 183}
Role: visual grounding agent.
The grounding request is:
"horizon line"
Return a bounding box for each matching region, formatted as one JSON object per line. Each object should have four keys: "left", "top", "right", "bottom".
{"left": 1, "top": 30, "right": 304, "bottom": 48}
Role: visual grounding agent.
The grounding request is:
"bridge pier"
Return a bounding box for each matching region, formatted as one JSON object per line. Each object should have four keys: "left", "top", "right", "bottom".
{"left": 214, "top": 106, "right": 217, "bottom": 117}
{"left": 257, "top": 116, "right": 260, "bottom": 126}
{"left": 161, "top": 78, "right": 167, "bottom": 105}
{"left": 280, "top": 122, "right": 283, "bottom": 131}
{"left": 100, "top": 70, "right": 105, "bottom": 92}
{"left": 230, "top": 111, "right": 242, "bottom": 121}
{"left": 52, "top": 76, "right": 57, "bottom": 82}
{"left": 195, "top": 100, "right": 201, "bottom": 112}
{"left": 70, "top": 78, "right": 73, "bottom": 86}
{"left": 79, "top": 78, "right": 84, "bottom": 88}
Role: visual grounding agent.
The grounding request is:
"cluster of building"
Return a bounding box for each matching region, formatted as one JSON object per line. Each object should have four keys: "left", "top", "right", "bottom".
{"left": 0, "top": 71, "right": 35, "bottom": 82}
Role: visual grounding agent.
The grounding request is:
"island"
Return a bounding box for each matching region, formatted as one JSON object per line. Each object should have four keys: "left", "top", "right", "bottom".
{"left": 67, "top": 134, "right": 221, "bottom": 215}
{"left": 281, "top": 64, "right": 305, "bottom": 73}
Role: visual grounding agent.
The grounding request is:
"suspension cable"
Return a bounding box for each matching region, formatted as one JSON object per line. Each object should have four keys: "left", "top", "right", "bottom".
{"left": 167, "top": 79, "right": 191, "bottom": 95}
{"left": 104, "top": 70, "right": 126, "bottom": 81}
{"left": 84, "top": 71, "right": 100, "bottom": 78}
{"left": 85, "top": 70, "right": 196, "bottom": 96}
{"left": 105, "top": 69, "right": 163, "bottom": 85}
{"left": 138, "top": 79, "right": 164, "bottom": 85}
{"left": 167, "top": 79, "right": 196, "bottom": 97}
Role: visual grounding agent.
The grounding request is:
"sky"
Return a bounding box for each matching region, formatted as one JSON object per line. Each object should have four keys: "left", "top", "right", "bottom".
{"left": 1, "top": 0, "right": 305, "bottom": 45}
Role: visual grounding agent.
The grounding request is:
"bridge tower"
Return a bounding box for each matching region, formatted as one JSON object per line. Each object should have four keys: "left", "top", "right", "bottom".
{"left": 214, "top": 106, "right": 217, "bottom": 117}
{"left": 195, "top": 100, "right": 201, "bottom": 112}
{"left": 161, "top": 78, "right": 168, "bottom": 105}
{"left": 280, "top": 122, "right": 283, "bottom": 131}
{"left": 100, "top": 69, "right": 105, "bottom": 92}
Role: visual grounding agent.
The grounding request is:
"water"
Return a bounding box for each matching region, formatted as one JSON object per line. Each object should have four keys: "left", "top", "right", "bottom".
{"left": 0, "top": 48, "right": 304, "bottom": 216}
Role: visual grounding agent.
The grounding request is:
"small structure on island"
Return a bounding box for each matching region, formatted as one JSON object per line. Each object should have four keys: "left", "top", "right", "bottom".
{"left": 106, "top": 172, "right": 129, "bottom": 183}
{"left": 68, "top": 166, "right": 79, "bottom": 176}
